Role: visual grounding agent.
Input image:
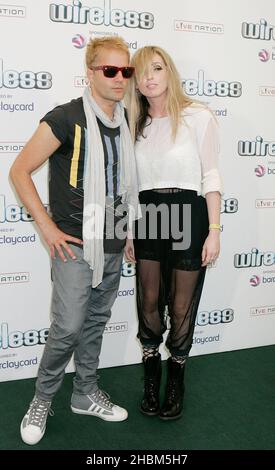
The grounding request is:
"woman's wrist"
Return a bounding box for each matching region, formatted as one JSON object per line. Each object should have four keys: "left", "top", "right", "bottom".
{"left": 209, "top": 223, "right": 221, "bottom": 231}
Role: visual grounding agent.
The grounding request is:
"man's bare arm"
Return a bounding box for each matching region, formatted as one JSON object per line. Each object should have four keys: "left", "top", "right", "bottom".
{"left": 10, "top": 122, "right": 83, "bottom": 261}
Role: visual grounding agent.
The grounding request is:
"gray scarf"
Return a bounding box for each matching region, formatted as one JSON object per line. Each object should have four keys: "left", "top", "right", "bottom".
{"left": 82, "top": 86, "right": 140, "bottom": 287}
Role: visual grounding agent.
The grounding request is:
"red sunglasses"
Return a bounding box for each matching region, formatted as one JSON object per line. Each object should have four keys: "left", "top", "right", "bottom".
{"left": 91, "top": 65, "right": 135, "bottom": 79}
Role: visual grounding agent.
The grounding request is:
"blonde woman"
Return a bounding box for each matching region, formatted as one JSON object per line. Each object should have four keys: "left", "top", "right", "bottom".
{"left": 125, "top": 46, "right": 222, "bottom": 420}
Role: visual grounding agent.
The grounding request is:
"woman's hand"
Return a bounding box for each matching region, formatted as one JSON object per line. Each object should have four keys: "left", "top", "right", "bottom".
{"left": 201, "top": 230, "right": 220, "bottom": 267}
{"left": 124, "top": 237, "right": 136, "bottom": 263}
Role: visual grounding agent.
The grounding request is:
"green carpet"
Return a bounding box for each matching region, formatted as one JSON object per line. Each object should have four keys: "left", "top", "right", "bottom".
{"left": 1, "top": 345, "right": 275, "bottom": 450}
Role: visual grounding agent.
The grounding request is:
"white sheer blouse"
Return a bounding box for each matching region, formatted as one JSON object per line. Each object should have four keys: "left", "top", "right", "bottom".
{"left": 135, "top": 105, "right": 223, "bottom": 196}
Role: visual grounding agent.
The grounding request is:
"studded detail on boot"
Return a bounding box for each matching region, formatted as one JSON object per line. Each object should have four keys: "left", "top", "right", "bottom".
{"left": 140, "top": 354, "right": 162, "bottom": 416}
{"left": 159, "top": 357, "right": 185, "bottom": 420}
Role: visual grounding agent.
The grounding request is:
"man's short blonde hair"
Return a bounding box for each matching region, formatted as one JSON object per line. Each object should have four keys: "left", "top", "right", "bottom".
{"left": 85, "top": 36, "right": 130, "bottom": 69}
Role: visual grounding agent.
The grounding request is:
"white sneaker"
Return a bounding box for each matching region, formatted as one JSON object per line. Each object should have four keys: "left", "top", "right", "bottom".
{"left": 71, "top": 389, "right": 128, "bottom": 422}
{"left": 20, "top": 396, "right": 53, "bottom": 445}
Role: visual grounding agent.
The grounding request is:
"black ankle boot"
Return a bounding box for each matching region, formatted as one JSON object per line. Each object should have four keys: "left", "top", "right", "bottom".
{"left": 140, "top": 354, "right": 161, "bottom": 416}
{"left": 159, "top": 357, "right": 185, "bottom": 420}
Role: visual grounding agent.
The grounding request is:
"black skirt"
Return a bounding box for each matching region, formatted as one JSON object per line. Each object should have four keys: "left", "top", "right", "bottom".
{"left": 134, "top": 189, "right": 209, "bottom": 271}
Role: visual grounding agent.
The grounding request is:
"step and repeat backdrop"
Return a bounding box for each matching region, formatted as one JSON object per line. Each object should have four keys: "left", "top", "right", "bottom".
{"left": 0, "top": 0, "right": 275, "bottom": 382}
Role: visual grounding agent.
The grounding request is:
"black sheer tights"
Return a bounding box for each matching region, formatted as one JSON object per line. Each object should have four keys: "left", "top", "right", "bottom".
{"left": 136, "top": 259, "right": 205, "bottom": 356}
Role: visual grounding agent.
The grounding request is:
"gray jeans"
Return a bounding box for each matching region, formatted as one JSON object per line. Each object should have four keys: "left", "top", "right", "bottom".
{"left": 35, "top": 247, "right": 123, "bottom": 401}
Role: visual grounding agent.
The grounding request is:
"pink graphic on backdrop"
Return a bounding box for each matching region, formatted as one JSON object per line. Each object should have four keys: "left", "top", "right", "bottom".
{"left": 254, "top": 165, "right": 266, "bottom": 177}
{"left": 250, "top": 275, "right": 261, "bottom": 287}
{"left": 258, "top": 49, "right": 269, "bottom": 62}
{"left": 72, "top": 34, "right": 86, "bottom": 49}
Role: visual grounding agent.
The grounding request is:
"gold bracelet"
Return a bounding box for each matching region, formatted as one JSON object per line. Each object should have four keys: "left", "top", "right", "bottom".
{"left": 209, "top": 223, "right": 221, "bottom": 230}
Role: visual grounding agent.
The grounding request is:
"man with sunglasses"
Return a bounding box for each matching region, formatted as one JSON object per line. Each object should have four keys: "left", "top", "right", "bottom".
{"left": 10, "top": 36, "right": 139, "bottom": 445}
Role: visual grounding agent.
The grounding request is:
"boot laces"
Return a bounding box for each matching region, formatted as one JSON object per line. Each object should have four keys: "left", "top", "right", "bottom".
{"left": 167, "top": 379, "right": 179, "bottom": 402}
{"left": 144, "top": 377, "right": 158, "bottom": 394}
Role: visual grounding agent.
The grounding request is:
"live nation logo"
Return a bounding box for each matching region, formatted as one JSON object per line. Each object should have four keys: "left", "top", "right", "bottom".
{"left": 74, "top": 76, "right": 88, "bottom": 87}
{"left": 0, "top": 4, "right": 26, "bottom": 17}
{"left": 174, "top": 20, "right": 224, "bottom": 34}
{"left": 250, "top": 305, "right": 275, "bottom": 316}
{"left": 0, "top": 272, "right": 30, "bottom": 285}
{"left": 104, "top": 322, "right": 128, "bottom": 333}
{"left": 0, "top": 142, "right": 25, "bottom": 153}
{"left": 259, "top": 86, "right": 275, "bottom": 97}
{"left": 255, "top": 199, "right": 275, "bottom": 208}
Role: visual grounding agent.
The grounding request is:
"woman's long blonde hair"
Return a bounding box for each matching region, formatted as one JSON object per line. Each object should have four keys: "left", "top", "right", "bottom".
{"left": 126, "top": 46, "right": 195, "bottom": 141}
